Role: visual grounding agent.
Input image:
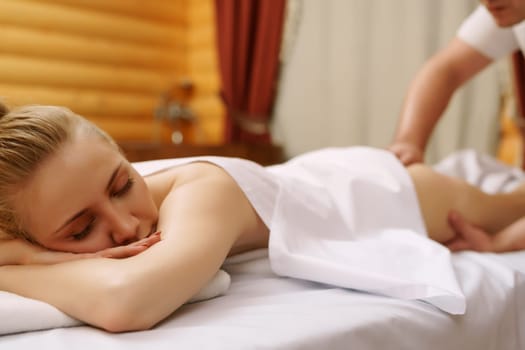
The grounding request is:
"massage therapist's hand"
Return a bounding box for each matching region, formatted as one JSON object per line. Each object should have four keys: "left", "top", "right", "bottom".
{"left": 446, "top": 211, "right": 525, "bottom": 253}
{"left": 0, "top": 232, "right": 161, "bottom": 266}
{"left": 388, "top": 142, "right": 424, "bottom": 166}
{"left": 445, "top": 211, "right": 494, "bottom": 252}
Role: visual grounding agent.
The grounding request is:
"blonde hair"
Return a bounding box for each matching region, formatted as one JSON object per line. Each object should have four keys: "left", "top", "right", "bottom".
{"left": 0, "top": 104, "right": 116, "bottom": 240}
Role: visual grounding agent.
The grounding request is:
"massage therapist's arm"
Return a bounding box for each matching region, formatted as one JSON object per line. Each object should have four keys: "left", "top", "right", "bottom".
{"left": 0, "top": 165, "right": 255, "bottom": 332}
{"left": 389, "top": 38, "right": 491, "bottom": 165}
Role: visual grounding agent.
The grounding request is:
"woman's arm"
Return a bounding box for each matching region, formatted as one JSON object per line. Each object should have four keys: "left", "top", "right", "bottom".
{"left": 0, "top": 234, "right": 160, "bottom": 266}
{"left": 0, "top": 164, "right": 258, "bottom": 332}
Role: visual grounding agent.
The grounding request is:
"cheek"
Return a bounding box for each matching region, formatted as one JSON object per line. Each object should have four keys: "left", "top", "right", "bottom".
{"left": 133, "top": 180, "right": 158, "bottom": 219}
{"left": 44, "top": 232, "right": 113, "bottom": 253}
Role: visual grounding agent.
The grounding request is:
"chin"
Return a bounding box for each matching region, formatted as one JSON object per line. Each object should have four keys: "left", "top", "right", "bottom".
{"left": 491, "top": 14, "right": 524, "bottom": 27}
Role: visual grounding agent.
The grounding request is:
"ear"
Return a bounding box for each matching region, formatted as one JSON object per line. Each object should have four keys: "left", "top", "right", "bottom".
{"left": 0, "top": 230, "right": 12, "bottom": 240}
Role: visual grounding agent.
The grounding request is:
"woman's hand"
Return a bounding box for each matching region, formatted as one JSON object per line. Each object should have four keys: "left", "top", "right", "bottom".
{"left": 0, "top": 232, "right": 161, "bottom": 266}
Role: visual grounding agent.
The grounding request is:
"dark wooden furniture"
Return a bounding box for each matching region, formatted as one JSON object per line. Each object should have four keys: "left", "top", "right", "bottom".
{"left": 119, "top": 142, "right": 285, "bottom": 166}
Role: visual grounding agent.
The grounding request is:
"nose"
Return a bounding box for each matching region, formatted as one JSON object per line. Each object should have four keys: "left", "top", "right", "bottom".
{"left": 105, "top": 205, "right": 140, "bottom": 245}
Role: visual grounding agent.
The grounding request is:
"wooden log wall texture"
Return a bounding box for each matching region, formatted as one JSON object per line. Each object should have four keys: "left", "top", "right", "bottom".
{"left": 0, "top": 0, "right": 224, "bottom": 143}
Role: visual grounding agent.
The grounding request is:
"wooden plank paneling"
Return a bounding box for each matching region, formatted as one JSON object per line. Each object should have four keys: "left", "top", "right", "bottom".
{"left": 37, "top": 0, "right": 187, "bottom": 24}
{"left": 189, "top": 26, "right": 216, "bottom": 47}
{"left": 0, "top": 54, "right": 170, "bottom": 93}
{"left": 188, "top": 0, "right": 215, "bottom": 23}
{"left": 88, "top": 117, "right": 170, "bottom": 141}
{"left": 198, "top": 118, "right": 226, "bottom": 144}
{"left": 185, "top": 0, "right": 224, "bottom": 142}
{"left": 188, "top": 50, "right": 218, "bottom": 72}
{"left": 189, "top": 96, "right": 225, "bottom": 124}
{"left": 0, "top": 0, "right": 225, "bottom": 144}
{"left": 0, "top": 0, "right": 181, "bottom": 46}
{"left": 0, "top": 84, "right": 158, "bottom": 119}
{"left": 0, "top": 25, "right": 183, "bottom": 68}
{"left": 187, "top": 73, "right": 221, "bottom": 95}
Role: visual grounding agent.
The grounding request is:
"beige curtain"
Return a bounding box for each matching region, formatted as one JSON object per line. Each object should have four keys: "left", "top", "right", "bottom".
{"left": 272, "top": 0, "right": 504, "bottom": 164}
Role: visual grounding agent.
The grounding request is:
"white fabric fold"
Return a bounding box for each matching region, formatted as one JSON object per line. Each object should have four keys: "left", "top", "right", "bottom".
{"left": 267, "top": 148, "right": 465, "bottom": 314}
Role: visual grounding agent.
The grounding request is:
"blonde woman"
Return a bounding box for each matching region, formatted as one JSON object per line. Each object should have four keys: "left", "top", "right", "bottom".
{"left": 0, "top": 104, "right": 524, "bottom": 332}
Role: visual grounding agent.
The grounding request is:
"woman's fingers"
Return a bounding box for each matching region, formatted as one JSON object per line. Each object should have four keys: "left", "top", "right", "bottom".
{"left": 128, "top": 231, "right": 161, "bottom": 247}
{"left": 95, "top": 232, "right": 162, "bottom": 259}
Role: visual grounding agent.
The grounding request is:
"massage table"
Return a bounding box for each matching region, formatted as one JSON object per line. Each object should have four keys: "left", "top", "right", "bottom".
{"left": 0, "top": 150, "right": 524, "bottom": 350}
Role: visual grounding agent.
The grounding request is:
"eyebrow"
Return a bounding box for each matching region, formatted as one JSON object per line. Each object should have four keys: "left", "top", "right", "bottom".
{"left": 53, "top": 162, "right": 123, "bottom": 234}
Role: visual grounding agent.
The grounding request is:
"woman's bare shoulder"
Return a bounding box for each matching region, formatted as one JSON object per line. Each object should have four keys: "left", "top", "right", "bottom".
{"left": 144, "top": 161, "right": 240, "bottom": 207}
{"left": 153, "top": 161, "right": 261, "bottom": 241}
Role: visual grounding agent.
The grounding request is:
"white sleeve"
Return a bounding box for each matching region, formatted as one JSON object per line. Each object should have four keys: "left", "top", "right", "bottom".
{"left": 457, "top": 5, "right": 518, "bottom": 60}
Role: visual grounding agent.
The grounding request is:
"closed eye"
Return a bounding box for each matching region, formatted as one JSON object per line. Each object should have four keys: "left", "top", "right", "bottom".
{"left": 72, "top": 218, "right": 95, "bottom": 241}
{"left": 111, "top": 177, "right": 134, "bottom": 198}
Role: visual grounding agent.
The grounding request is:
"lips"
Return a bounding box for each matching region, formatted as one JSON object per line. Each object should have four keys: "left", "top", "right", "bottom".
{"left": 486, "top": 4, "right": 505, "bottom": 12}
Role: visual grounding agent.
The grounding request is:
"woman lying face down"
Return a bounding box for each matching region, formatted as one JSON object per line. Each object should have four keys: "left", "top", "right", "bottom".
{"left": 0, "top": 104, "right": 525, "bottom": 332}
{"left": 0, "top": 104, "right": 271, "bottom": 331}
{"left": 0, "top": 105, "right": 267, "bottom": 261}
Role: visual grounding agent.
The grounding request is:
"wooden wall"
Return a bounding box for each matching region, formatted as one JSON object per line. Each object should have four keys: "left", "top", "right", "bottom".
{"left": 0, "top": 0, "right": 225, "bottom": 144}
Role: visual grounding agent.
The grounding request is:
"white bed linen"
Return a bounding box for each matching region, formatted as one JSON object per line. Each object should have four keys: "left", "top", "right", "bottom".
{"left": 1, "top": 248, "right": 524, "bottom": 350}
{"left": 1, "top": 149, "right": 524, "bottom": 349}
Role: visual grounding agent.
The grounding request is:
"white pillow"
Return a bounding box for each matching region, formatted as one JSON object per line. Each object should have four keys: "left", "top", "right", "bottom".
{"left": 0, "top": 269, "right": 230, "bottom": 335}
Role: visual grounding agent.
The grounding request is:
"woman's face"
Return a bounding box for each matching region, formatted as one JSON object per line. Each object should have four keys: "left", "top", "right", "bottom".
{"left": 14, "top": 135, "right": 158, "bottom": 253}
{"left": 481, "top": 0, "right": 525, "bottom": 27}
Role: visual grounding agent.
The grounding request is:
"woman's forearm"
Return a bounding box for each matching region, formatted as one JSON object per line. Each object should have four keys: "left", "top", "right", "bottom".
{"left": 0, "top": 258, "right": 129, "bottom": 330}
{"left": 0, "top": 251, "right": 187, "bottom": 332}
{"left": 0, "top": 230, "right": 235, "bottom": 332}
{"left": 0, "top": 244, "right": 229, "bottom": 332}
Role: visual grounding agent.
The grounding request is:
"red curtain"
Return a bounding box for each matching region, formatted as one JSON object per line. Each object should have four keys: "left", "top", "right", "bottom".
{"left": 215, "top": 0, "right": 286, "bottom": 143}
{"left": 512, "top": 51, "right": 525, "bottom": 168}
